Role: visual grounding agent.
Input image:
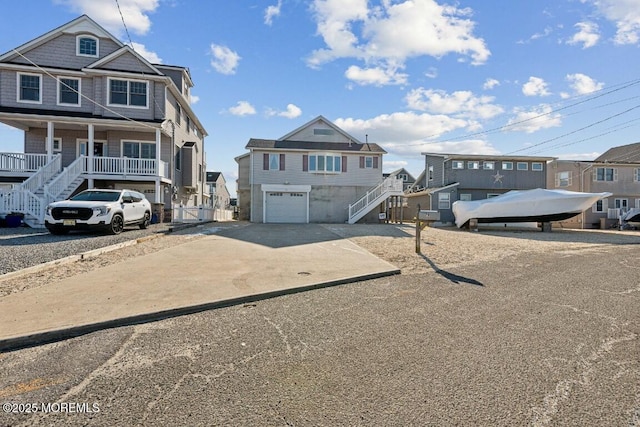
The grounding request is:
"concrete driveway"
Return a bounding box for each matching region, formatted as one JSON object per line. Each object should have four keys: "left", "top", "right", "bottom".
{"left": 0, "top": 223, "right": 400, "bottom": 350}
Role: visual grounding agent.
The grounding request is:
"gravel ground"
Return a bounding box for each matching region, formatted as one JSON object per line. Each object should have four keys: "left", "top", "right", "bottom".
{"left": 0, "top": 223, "right": 182, "bottom": 275}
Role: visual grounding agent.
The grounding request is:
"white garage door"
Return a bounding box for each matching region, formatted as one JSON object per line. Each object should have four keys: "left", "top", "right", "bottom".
{"left": 265, "top": 191, "right": 308, "bottom": 223}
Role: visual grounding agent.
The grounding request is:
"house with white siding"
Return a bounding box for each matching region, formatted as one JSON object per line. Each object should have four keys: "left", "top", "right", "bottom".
{"left": 236, "top": 116, "right": 402, "bottom": 224}
{"left": 0, "top": 15, "right": 207, "bottom": 226}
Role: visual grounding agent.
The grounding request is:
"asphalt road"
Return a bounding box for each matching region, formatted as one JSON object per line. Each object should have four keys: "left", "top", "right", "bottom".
{"left": 0, "top": 242, "right": 638, "bottom": 426}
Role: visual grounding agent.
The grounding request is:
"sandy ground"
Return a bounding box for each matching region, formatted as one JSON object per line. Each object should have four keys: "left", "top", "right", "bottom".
{"left": 2, "top": 221, "right": 638, "bottom": 298}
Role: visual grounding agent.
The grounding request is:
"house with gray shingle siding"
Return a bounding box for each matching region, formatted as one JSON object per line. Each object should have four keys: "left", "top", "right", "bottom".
{"left": 0, "top": 15, "right": 208, "bottom": 226}
{"left": 236, "top": 116, "right": 402, "bottom": 223}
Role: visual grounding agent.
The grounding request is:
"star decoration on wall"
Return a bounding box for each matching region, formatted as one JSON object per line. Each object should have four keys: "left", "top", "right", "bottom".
{"left": 493, "top": 172, "right": 504, "bottom": 183}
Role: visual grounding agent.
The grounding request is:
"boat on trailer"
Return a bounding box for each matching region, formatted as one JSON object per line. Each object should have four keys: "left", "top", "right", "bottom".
{"left": 621, "top": 208, "right": 640, "bottom": 228}
{"left": 452, "top": 188, "right": 612, "bottom": 229}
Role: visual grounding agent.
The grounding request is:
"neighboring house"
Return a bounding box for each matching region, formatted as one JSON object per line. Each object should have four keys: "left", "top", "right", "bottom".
{"left": 0, "top": 15, "right": 207, "bottom": 227}
{"left": 206, "top": 171, "right": 231, "bottom": 209}
{"left": 548, "top": 142, "right": 640, "bottom": 229}
{"left": 235, "top": 115, "right": 402, "bottom": 224}
{"left": 407, "top": 153, "right": 555, "bottom": 224}
{"left": 383, "top": 167, "right": 415, "bottom": 192}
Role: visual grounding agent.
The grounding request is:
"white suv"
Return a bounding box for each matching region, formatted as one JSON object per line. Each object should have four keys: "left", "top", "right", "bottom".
{"left": 45, "top": 189, "right": 152, "bottom": 235}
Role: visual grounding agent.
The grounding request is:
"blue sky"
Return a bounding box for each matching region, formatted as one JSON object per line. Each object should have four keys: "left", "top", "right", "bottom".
{"left": 2, "top": 0, "right": 640, "bottom": 196}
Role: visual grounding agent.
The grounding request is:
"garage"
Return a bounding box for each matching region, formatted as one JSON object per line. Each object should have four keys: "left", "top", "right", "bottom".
{"left": 262, "top": 185, "right": 311, "bottom": 223}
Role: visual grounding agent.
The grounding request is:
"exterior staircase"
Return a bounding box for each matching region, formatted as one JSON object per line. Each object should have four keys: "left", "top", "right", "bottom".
{"left": 348, "top": 177, "right": 404, "bottom": 224}
{"left": 2, "top": 155, "right": 86, "bottom": 228}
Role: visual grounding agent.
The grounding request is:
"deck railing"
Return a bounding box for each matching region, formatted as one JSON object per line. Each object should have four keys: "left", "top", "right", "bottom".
{"left": 0, "top": 153, "right": 50, "bottom": 172}
{"left": 91, "top": 157, "right": 167, "bottom": 178}
{"left": 44, "top": 156, "right": 86, "bottom": 203}
{"left": 19, "top": 155, "right": 62, "bottom": 194}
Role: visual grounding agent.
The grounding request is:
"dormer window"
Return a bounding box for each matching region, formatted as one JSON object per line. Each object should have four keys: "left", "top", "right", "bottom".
{"left": 77, "top": 35, "right": 98, "bottom": 57}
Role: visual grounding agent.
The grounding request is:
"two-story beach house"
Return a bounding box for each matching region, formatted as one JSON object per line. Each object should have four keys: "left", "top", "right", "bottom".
{"left": 0, "top": 15, "right": 207, "bottom": 227}
{"left": 548, "top": 142, "right": 640, "bottom": 229}
{"left": 407, "top": 153, "right": 555, "bottom": 224}
{"left": 235, "top": 116, "right": 402, "bottom": 224}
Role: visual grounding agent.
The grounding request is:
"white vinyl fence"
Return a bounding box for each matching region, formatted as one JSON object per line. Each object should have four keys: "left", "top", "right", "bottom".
{"left": 172, "top": 206, "right": 234, "bottom": 223}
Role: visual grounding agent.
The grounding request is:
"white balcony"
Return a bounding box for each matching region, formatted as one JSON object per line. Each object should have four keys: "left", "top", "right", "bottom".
{"left": 0, "top": 153, "right": 50, "bottom": 176}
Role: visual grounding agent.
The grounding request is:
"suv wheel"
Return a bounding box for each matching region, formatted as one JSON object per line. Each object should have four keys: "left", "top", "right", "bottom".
{"left": 139, "top": 212, "right": 150, "bottom": 229}
{"left": 109, "top": 214, "right": 124, "bottom": 235}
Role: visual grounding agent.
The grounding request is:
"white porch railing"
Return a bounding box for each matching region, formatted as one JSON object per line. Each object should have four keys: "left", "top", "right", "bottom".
{"left": 44, "top": 156, "right": 86, "bottom": 203}
{"left": 91, "top": 157, "right": 167, "bottom": 178}
{"left": 2, "top": 190, "right": 43, "bottom": 219}
{"left": 18, "top": 154, "right": 61, "bottom": 194}
{"left": 0, "top": 153, "right": 50, "bottom": 172}
{"left": 348, "top": 177, "right": 404, "bottom": 224}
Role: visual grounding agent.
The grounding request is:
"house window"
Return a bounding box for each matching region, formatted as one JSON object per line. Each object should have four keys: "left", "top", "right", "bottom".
{"left": 615, "top": 199, "right": 628, "bottom": 210}
{"left": 467, "top": 161, "right": 479, "bottom": 170}
{"left": 517, "top": 162, "right": 528, "bottom": 171}
{"left": 176, "top": 104, "right": 182, "bottom": 125}
{"left": 452, "top": 161, "right": 464, "bottom": 169}
{"left": 593, "top": 198, "right": 608, "bottom": 213}
{"left": 365, "top": 156, "right": 373, "bottom": 168}
{"left": 58, "top": 77, "right": 80, "bottom": 105}
{"left": 123, "top": 141, "right": 156, "bottom": 159}
{"left": 438, "top": 192, "right": 450, "bottom": 209}
{"left": 595, "top": 167, "right": 616, "bottom": 182}
{"left": 309, "top": 153, "right": 341, "bottom": 173}
{"left": 398, "top": 173, "right": 409, "bottom": 181}
{"left": 459, "top": 193, "right": 472, "bottom": 201}
{"left": 483, "top": 161, "right": 495, "bottom": 170}
{"left": 269, "top": 153, "right": 280, "bottom": 170}
{"left": 555, "top": 171, "right": 572, "bottom": 187}
{"left": 313, "top": 128, "right": 335, "bottom": 136}
{"left": 186, "top": 116, "right": 191, "bottom": 133}
{"left": 532, "top": 162, "right": 543, "bottom": 171}
{"left": 77, "top": 35, "right": 98, "bottom": 57}
{"left": 502, "top": 162, "right": 513, "bottom": 170}
{"left": 427, "top": 167, "right": 433, "bottom": 181}
{"left": 17, "top": 73, "right": 42, "bottom": 103}
{"left": 53, "top": 138, "right": 62, "bottom": 153}
{"left": 108, "top": 78, "right": 148, "bottom": 108}
{"left": 175, "top": 146, "right": 181, "bottom": 171}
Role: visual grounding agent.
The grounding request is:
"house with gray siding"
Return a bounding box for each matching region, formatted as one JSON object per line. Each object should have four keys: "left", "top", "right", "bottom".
{"left": 0, "top": 15, "right": 207, "bottom": 226}
{"left": 407, "top": 153, "right": 555, "bottom": 224}
{"left": 236, "top": 116, "right": 402, "bottom": 224}
{"left": 548, "top": 142, "right": 640, "bottom": 229}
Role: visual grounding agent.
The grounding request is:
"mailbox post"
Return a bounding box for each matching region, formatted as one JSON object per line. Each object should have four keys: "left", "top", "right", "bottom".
{"left": 415, "top": 205, "right": 440, "bottom": 253}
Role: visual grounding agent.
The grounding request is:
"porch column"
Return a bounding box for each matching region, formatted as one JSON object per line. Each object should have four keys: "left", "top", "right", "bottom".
{"left": 87, "top": 124, "right": 94, "bottom": 189}
{"left": 46, "top": 122, "right": 54, "bottom": 161}
{"left": 155, "top": 179, "right": 161, "bottom": 203}
{"left": 155, "top": 128, "right": 162, "bottom": 177}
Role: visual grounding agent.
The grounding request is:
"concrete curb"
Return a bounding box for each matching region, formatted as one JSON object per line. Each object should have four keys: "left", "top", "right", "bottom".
{"left": 0, "top": 268, "right": 400, "bottom": 353}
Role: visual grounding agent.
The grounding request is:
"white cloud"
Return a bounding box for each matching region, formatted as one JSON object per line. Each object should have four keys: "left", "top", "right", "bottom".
{"left": 265, "top": 0, "right": 282, "bottom": 26}
{"left": 335, "top": 111, "right": 470, "bottom": 145}
{"left": 228, "top": 101, "right": 256, "bottom": 116}
{"left": 567, "top": 21, "right": 600, "bottom": 48}
{"left": 344, "top": 65, "right": 408, "bottom": 86}
{"left": 425, "top": 67, "right": 438, "bottom": 79}
{"left": 383, "top": 160, "right": 408, "bottom": 172}
{"left": 129, "top": 42, "right": 162, "bottom": 63}
{"left": 483, "top": 78, "right": 500, "bottom": 90}
{"left": 267, "top": 104, "right": 302, "bottom": 119}
{"left": 54, "top": 0, "right": 158, "bottom": 36}
{"left": 522, "top": 76, "right": 551, "bottom": 97}
{"left": 383, "top": 139, "right": 500, "bottom": 158}
{"left": 587, "top": 0, "right": 640, "bottom": 45}
{"left": 565, "top": 73, "right": 604, "bottom": 95}
{"left": 505, "top": 104, "right": 562, "bottom": 133}
{"left": 190, "top": 95, "right": 200, "bottom": 105}
{"left": 307, "top": 0, "right": 490, "bottom": 85}
{"left": 518, "top": 26, "right": 554, "bottom": 44}
{"left": 405, "top": 88, "right": 504, "bottom": 120}
{"left": 210, "top": 44, "right": 241, "bottom": 75}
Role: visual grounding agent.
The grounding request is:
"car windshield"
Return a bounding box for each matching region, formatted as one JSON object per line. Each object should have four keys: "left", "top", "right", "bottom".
{"left": 70, "top": 191, "right": 120, "bottom": 202}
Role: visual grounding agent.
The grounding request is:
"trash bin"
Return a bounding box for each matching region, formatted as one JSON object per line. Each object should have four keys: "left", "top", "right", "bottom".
{"left": 5, "top": 214, "right": 23, "bottom": 228}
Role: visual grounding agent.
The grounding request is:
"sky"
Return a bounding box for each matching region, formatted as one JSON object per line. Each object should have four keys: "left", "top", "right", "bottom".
{"left": 2, "top": 0, "right": 640, "bottom": 197}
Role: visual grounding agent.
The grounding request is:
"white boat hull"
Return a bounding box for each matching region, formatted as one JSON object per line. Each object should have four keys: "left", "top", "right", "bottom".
{"left": 452, "top": 188, "right": 612, "bottom": 228}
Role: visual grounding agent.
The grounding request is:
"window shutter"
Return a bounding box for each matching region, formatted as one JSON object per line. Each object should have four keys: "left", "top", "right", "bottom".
{"left": 614, "top": 168, "right": 618, "bottom": 181}
{"left": 342, "top": 156, "right": 347, "bottom": 172}
{"left": 303, "top": 155, "right": 308, "bottom": 171}
{"left": 280, "top": 154, "right": 285, "bottom": 171}
{"left": 359, "top": 156, "right": 364, "bottom": 168}
{"left": 373, "top": 157, "right": 379, "bottom": 169}
{"left": 263, "top": 153, "right": 269, "bottom": 170}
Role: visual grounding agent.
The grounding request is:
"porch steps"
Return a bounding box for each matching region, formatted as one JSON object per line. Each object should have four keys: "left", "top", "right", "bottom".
{"left": 347, "top": 177, "right": 403, "bottom": 224}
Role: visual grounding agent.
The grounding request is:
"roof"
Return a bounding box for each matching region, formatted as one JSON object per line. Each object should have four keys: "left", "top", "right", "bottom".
{"left": 595, "top": 142, "right": 640, "bottom": 163}
{"left": 246, "top": 139, "right": 386, "bottom": 153}
{"left": 279, "top": 115, "right": 363, "bottom": 144}
{"left": 386, "top": 168, "right": 416, "bottom": 180}
{"left": 421, "top": 152, "right": 556, "bottom": 161}
{"left": 206, "top": 172, "right": 221, "bottom": 182}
